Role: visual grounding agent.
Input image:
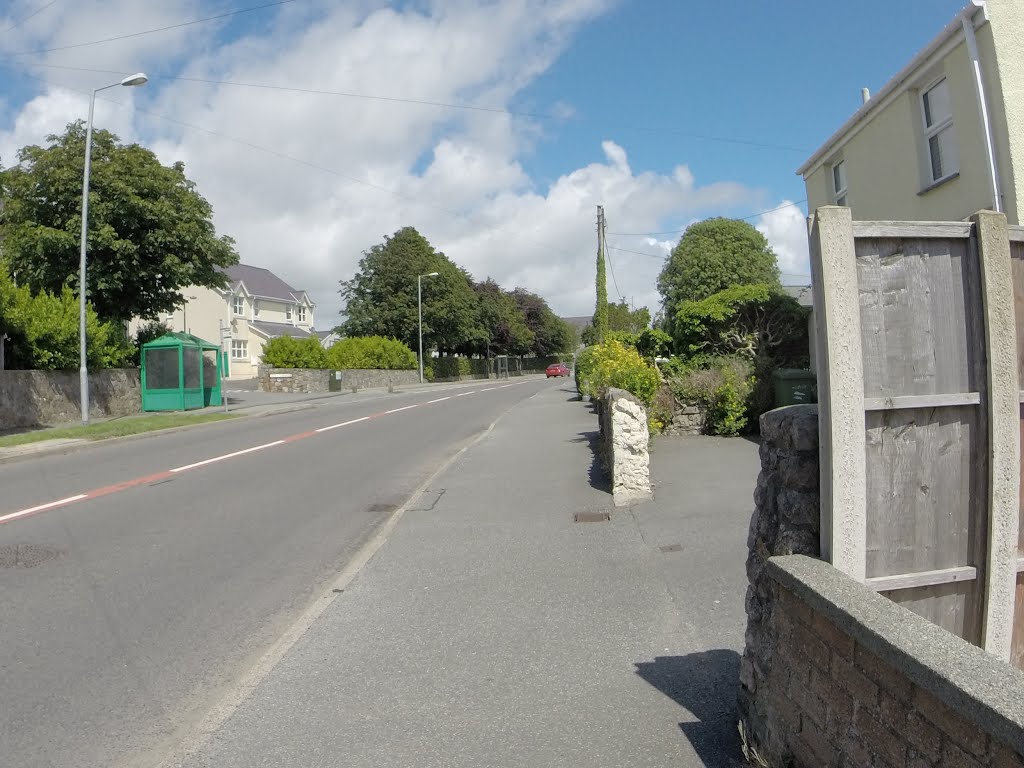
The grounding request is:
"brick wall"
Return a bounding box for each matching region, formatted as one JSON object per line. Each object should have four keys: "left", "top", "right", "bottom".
{"left": 746, "top": 556, "right": 1024, "bottom": 768}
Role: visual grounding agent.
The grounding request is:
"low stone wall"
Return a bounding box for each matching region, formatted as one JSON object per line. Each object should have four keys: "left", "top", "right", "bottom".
{"left": 739, "top": 405, "right": 821, "bottom": 745}
{"left": 598, "top": 387, "right": 651, "bottom": 506}
{"left": 0, "top": 369, "right": 141, "bottom": 429}
{"left": 745, "top": 555, "right": 1024, "bottom": 768}
{"left": 258, "top": 367, "right": 420, "bottom": 393}
{"left": 664, "top": 402, "right": 704, "bottom": 435}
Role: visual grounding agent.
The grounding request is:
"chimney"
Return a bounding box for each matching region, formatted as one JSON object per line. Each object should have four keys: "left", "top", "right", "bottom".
{"left": 861, "top": 87, "right": 871, "bottom": 105}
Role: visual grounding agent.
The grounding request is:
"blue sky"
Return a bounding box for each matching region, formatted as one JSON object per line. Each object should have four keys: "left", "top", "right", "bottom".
{"left": 0, "top": 0, "right": 970, "bottom": 319}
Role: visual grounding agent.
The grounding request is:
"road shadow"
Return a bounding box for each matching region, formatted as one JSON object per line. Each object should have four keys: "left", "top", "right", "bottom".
{"left": 635, "top": 650, "right": 743, "bottom": 766}
{"left": 570, "top": 430, "right": 609, "bottom": 493}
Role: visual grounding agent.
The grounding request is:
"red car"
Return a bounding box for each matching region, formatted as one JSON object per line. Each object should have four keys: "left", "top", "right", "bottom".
{"left": 545, "top": 363, "right": 571, "bottom": 378}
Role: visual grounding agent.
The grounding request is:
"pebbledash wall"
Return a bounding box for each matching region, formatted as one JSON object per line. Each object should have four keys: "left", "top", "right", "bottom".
{"left": 257, "top": 366, "right": 419, "bottom": 393}
{"left": 0, "top": 369, "right": 141, "bottom": 430}
{"left": 740, "top": 405, "right": 1024, "bottom": 767}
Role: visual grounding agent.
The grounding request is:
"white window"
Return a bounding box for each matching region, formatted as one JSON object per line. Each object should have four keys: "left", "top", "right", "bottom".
{"left": 921, "top": 78, "right": 958, "bottom": 182}
{"left": 253, "top": 300, "right": 260, "bottom": 317}
{"left": 232, "top": 296, "right": 244, "bottom": 315}
{"left": 231, "top": 339, "right": 247, "bottom": 360}
{"left": 286, "top": 305, "right": 292, "bottom": 321}
{"left": 298, "top": 305, "right": 306, "bottom": 323}
{"left": 832, "top": 160, "right": 848, "bottom": 206}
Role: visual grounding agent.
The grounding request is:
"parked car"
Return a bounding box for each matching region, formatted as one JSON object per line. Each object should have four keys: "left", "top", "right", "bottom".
{"left": 545, "top": 363, "right": 570, "bottom": 378}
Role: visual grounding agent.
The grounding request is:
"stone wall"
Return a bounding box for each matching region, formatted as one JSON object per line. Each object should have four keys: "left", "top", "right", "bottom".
{"left": 739, "top": 405, "right": 821, "bottom": 748}
{"left": 663, "top": 402, "right": 704, "bottom": 435}
{"left": 0, "top": 369, "right": 141, "bottom": 430}
{"left": 745, "top": 555, "right": 1024, "bottom": 768}
{"left": 597, "top": 387, "right": 652, "bottom": 506}
{"left": 258, "top": 367, "right": 420, "bottom": 393}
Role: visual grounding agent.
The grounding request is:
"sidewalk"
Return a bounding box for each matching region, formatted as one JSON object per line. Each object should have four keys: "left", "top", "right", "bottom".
{"left": 168, "top": 383, "right": 759, "bottom": 768}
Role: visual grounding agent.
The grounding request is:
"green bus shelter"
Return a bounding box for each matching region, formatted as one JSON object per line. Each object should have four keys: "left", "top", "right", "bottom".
{"left": 141, "top": 332, "right": 224, "bottom": 412}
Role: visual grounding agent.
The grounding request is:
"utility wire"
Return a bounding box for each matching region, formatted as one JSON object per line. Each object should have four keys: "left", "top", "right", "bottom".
{"left": 3, "top": 0, "right": 297, "bottom": 56}
{"left": 607, "top": 199, "right": 808, "bottom": 236}
{"left": 3, "top": 0, "right": 59, "bottom": 34}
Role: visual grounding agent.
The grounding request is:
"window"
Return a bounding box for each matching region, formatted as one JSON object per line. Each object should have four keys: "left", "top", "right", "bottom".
{"left": 232, "top": 296, "right": 244, "bottom": 315}
{"left": 832, "top": 160, "right": 848, "bottom": 206}
{"left": 921, "top": 78, "right": 957, "bottom": 182}
{"left": 298, "top": 305, "right": 306, "bottom": 323}
{"left": 286, "top": 305, "right": 292, "bottom": 321}
{"left": 253, "top": 300, "right": 260, "bottom": 317}
{"left": 231, "top": 339, "right": 248, "bottom": 360}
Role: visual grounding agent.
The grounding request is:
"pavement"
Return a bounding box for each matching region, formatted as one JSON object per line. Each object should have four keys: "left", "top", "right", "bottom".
{"left": 164, "top": 384, "right": 761, "bottom": 768}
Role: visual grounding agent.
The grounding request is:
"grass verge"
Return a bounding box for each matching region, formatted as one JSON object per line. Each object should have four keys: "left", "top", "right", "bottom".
{"left": 0, "top": 413, "right": 237, "bottom": 448}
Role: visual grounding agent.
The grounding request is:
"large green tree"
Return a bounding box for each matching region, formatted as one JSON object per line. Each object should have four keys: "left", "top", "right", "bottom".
{"left": 337, "top": 227, "right": 482, "bottom": 354}
{"left": 657, "top": 218, "right": 780, "bottom": 309}
{"left": 0, "top": 121, "right": 238, "bottom": 324}
{"left": 475, "top": 279, "right": 534, "bottom": 356}
{"left": 607, "top": 301, "right": 651, "bottom": 334}
{"left": 510, "top": 287, "right": 576, "bottom": 356}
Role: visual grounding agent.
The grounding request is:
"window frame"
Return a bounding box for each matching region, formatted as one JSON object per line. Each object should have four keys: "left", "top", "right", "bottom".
{"left": 920, "top": 77, "right": 958, "bottom": 184}
{"left": 297, "top": 305, "right": 307, "bottom": 323}
{"left": 831, "top": 160, "right": 848, "bottom": 207}
{"left": 286, "top": 305, "right": 292, "bottom": 321}
{"left": 253, "top": 300, "right": 260, "bottom": 318}
{"left": 232, "top": 296, "right": 244, "bottom": 316}
{"left": 231, "top": 339, "right": 248, "bottom": 360}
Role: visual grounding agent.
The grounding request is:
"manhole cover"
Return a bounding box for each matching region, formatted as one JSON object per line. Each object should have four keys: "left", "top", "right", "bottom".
{"left": 0, "top": 544, "right": 65, "bottom": 569}
{"left": 574, "top": 512, "right": 610, "bottom": 523}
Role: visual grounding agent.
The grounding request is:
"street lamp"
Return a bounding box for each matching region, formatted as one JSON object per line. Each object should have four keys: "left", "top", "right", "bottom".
{"left": 182, "top": 295, "right": 198, "bottom": 334}
{"left": 418, "top": 272, "right": 439, "bottom": 383}
{"left": 79, "top": 72, "right": 148, "bottom": 425}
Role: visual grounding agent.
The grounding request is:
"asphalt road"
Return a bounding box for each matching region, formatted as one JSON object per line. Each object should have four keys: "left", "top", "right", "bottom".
{"left": 0, "top": 377, "right": 553, "bottom": 768}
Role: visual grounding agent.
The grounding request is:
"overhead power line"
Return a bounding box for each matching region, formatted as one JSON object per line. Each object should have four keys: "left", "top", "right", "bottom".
{"left": 3, "top": 0, "right": 297, "bottom": 56}
{"left": 3, "top": 0, "right": 59, "bottom": 34}
{"left": 607, "top": 200, "right": 808, "bottom": 237}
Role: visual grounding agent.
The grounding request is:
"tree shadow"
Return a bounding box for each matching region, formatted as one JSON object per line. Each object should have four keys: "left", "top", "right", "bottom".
{"left": 635, "top": 650, "right": 743, "bottom": 766}
{"left": 569, "top": 429, "right": 609, "bottom": 493}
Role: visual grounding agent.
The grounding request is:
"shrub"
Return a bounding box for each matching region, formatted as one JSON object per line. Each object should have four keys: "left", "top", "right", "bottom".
{"left": 261, "top": 335, "right": 328, "bottom": 368}
{"left": 430, "top": 356, "right": 472, "bottom": 379}
{"left": 575, "top": 339, "right": 660, "bottom": 406}
{"left": 668, "top": 355, "right": 754, "bottom": 436}
{"left": 326, "top": 336, "right": 416, "bottom": 370}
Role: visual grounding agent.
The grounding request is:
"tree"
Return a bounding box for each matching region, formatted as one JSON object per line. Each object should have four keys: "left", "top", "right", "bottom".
{"left": 510, "top": 287, "right": 576, "bottom": 356}
{"left": 607, "top": 301, "right": 651, "bottom": 334}
{"left": 0, "top": 121, "right": 239, "bottom": 324}
{"left": 338, "top": 227, "right": 482, "bottom": 355}
{"left": 657, "top": 218, "right": 780, "bottom": 309}
{"left": 593, "top": 247, "right": 608, "bottom": 342}
{"left": 474, "top": 279, "right": 534, "bottom": 356}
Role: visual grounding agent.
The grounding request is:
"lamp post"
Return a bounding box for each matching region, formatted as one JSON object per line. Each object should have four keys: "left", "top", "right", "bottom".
{"left": 79, "top": 72, "right": 148, "bottom": 425}
{"left": 182, "top": 295, "right": 197, "bottom": 334}
{"left": 418, "top": 272, "right": 439, "bottom": 383}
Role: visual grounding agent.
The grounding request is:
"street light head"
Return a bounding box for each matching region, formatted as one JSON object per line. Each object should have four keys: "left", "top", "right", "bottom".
{"left": 120, "top": 73, "right": 148, "bottom": 87}
{"left": 426, "top": 272, "right": 439, "bottom": 277}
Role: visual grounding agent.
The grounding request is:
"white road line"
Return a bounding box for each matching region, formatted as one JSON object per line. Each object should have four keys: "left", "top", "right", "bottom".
{"left": 499, "top": 384, "right": 514, "bottom": 388}
{"left": 480, "top": 387, "right": 496, "bottom": 392}
{"left": 456, "top": 391, "right": 474, "bottom": 397}
{"left": 315, "top": 416, "right": 370, "bottom": 433}
{"left": 170, "top": 440, "right": 286, "bottom": 473}
{"left": 0, "top": 494, "right": 89, "bottom": 524}
{"left": 385, "top": 404, "right": 418, "bottom": 414}
{"left": 427, "top": 396, "right": 450, "bottom": 404}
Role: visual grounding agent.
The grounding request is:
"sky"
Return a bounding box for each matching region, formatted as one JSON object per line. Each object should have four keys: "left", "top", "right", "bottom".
{"left": 0, "top": 0, "right": 969, "bottom": 325}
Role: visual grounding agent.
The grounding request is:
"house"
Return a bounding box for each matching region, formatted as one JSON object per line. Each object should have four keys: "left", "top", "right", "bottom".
{"left": 131, "top": 264, "right": 316, "bottom": 379}
{"left": 797, "top": 0, "right": 1024, "bottom": 224}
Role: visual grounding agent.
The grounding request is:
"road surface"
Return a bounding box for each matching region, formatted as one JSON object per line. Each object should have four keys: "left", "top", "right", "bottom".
{"left": 0, "top": 377, "right": 551, "bottom": 768}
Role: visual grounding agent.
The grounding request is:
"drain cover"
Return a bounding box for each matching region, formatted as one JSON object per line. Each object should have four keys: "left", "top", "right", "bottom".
{"left": 574, "top": 512, "right": 610, "bottom": 523}
{"left": 659, "top": 544, "right": 683, "bottom": 553}
{"left": 0, "top": 544, "right": 65, "bottom": 569}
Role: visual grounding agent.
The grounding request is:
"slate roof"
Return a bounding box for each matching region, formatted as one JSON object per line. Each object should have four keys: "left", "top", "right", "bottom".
{"left": 249, "top": 321, "right": 313, "bottom": 339}
{"left": 224, "top": 264, "right": 311, "bottom": 303}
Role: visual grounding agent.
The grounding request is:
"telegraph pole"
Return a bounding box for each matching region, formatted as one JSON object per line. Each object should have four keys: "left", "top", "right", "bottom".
{"left": 594, "top": 206, "right": 609, "bottom": 342}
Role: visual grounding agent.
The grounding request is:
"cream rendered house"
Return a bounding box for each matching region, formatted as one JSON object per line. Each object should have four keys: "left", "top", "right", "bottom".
{"left": 132, "top": 264, "right": 316, "bottom": 380}
{"left": 798, "top": 0, "right": 1024, "bottom": 224}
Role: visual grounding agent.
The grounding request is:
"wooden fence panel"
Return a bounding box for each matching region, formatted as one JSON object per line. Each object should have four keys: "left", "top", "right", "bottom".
{"left": 814, "top": 210, "right": 1020, "bottom": 661}
{"left": 1007, "top": 232, "right": 1024, "bottom": 666}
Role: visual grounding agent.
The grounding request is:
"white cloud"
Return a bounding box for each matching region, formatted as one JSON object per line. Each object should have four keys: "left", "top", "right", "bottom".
{"left": 756, "top": 201, "right": 811, "bottom": 284}
{"left": 1, "top": 0, "right": 793, "bottom": 326}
